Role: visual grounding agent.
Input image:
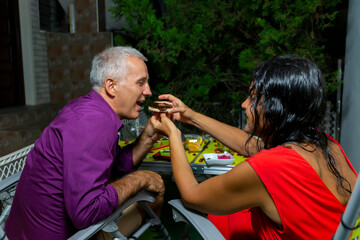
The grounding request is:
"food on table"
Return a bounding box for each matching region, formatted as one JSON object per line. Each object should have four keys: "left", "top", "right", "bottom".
{"left": 151, "top": 138, "right": 170, "bottom": 151}
{"left": 203, "top": 153, "right": 235, "bottom": 166}
{"left": 153, "top": 150, "right": 171, "bottom": 161}
{"left": 218, "top": 154, "right": 231, "bottom": 159}
{"left": 185, "top": 136, "right": 203, "bottom": 152}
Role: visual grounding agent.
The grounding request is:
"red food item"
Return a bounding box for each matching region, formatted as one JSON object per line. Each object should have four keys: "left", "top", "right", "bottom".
{"left": 218, "top": 155, "right": 231, "bottom": 159}
{"left": 150, "top": 144, "right": 169, "bottom": 152}
{"left": 153, "top": 151, "right": 171, "bottom": 161}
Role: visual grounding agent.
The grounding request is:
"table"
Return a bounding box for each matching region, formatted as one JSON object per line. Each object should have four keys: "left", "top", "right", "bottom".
{"left": 191, "top": 139, "right": 247, "bottom": 175}
{"left": 119, "top": 137, "right": 247, "bottom": 176}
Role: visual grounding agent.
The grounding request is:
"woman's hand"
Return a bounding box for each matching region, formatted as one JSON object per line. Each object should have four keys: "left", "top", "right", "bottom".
{"left": 150, "top": 113, "right": 181, "bottom": 138}
{"left": 158, "top": 94, "right": 195, "bottom": 125}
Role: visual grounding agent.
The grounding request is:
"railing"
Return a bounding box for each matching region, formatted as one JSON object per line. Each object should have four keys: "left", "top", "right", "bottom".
{"left": 236, "top": 106, "right": 338, "bottom": 141}
{"left": 0, "top": 144, "right": 33, "bottom": 181}
{"left": 0, "top": 145, "right": 31, "bottom": 235}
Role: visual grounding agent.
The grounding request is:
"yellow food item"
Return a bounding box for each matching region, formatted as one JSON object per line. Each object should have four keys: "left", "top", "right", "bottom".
{"left": 187, "top": 142, "right": 201, "bottom": 151}
{"left": 186, "top": 136, "right": 203, "bottom": 151}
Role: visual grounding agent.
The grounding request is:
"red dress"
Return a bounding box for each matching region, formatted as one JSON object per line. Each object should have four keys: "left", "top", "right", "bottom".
{"left": 209, "top": 138, "right": 357, "bottom": 240}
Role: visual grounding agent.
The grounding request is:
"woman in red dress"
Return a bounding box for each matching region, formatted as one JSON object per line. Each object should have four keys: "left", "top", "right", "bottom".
{"left": 151, "top": 56, "right": 358, "bottom": 239}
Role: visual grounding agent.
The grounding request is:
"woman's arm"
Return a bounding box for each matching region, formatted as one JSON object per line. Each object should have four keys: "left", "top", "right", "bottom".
{"left": 159, "top": 94, "right": 261, "bottom": 156}
{"left": 188, "top": 111, "right": 259, "bottom": 156}
{"left": 151, "top": 114, "right": 267, "bottom": 215}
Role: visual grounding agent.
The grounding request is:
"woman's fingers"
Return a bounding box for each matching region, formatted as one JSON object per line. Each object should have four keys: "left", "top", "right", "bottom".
{"left": 158, "top": 94, "right": 183, "bottom": 108}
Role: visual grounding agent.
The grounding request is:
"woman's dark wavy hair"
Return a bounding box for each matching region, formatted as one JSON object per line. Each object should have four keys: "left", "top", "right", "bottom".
{"left": 246, "top": 56, "right": 351, "bottom": 193}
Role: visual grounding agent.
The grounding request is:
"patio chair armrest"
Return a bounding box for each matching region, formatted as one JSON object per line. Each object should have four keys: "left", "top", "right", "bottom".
{"left": 0, "top": 172, "right": 21, "bottom": 195}
{"left": 168, "top": 199, "right": 225, "bottom": 240}
{"left": 68, "top": 190, "right": 157, "bottom": 240}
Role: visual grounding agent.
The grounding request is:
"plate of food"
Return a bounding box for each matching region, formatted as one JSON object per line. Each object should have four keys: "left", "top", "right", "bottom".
{"left": 203, "top": 153, "right": 235, "bottom": 166}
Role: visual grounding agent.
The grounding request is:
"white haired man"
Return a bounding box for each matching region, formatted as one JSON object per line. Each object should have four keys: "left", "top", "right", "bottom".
{"left": 5, "top": 47, "right": 165, "bottom": 239}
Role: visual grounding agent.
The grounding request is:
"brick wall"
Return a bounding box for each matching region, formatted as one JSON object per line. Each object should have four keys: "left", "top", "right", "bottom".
{"left": 47, "top": 32, "right": 112, "bottom": 103}
{"left": 47, "top": 0, "right": 112, "bottom": 103}
{"left": 30, "top": 0, "right": 51, "bottom": 104}
{"left": 27, "top": 0, "right": 112, "bottom": 105}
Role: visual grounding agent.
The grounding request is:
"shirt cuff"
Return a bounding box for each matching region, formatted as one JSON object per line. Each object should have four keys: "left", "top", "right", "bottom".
{"left": 108, "top": 184, "right": 120, "bottom": 209}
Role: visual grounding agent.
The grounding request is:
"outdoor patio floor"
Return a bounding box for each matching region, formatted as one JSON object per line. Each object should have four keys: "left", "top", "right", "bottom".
{"left": 139, "top": 176, "right": 203, "bottom": 240}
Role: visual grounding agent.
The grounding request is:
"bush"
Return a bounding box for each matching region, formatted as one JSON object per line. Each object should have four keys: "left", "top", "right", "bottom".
{"left": 110, "top": 0, "right": 342, "bottom": 131}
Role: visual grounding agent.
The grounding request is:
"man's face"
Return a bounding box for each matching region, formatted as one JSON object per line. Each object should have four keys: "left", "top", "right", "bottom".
{"left": 113, "top": 56, "right": 151, "bottom": 119}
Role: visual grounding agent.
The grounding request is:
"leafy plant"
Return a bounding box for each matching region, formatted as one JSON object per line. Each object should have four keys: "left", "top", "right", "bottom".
{"left": 109, "top": 0, "right": 342, "bottom": 131}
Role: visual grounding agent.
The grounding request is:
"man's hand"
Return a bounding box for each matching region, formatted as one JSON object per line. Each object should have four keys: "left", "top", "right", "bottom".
{"left": 150, "top": 113, "right": 181, "bottom": 139}
{"left": 142, "top": 117, "right": 163, "bottom": 143}
{"left": 111, "top": 170, "right": 165, "bottom": 207}
{"left": 131, "top": 118, "right": 163, "bottom": 166}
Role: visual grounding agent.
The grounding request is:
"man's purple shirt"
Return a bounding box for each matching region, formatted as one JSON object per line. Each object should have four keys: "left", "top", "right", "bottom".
{"left": 5, "top": 90, "right": 137, "bottom": 239}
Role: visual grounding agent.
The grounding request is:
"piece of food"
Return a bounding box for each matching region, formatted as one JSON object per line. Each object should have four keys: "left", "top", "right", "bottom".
{"left": 185, "top": 136, "right": 203, "bottom": 152}
{"left": 218, "top": 154, "right": 231, "bottom": 159}
{"left": 150, "top": 138, "right": 170, "bottom": 151}
{"left": 187, "top": 142, "right": 201, "bottom": 151}
{"left": 148, "top": 101, "right": 173, "bottom": 112}
{"left": 153, "top": 150, "right": 171, "bottom": 161}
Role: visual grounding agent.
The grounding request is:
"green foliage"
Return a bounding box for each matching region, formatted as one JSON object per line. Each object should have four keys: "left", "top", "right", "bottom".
{"left": 109, "top": 0, "right": 342, "bottom": 128}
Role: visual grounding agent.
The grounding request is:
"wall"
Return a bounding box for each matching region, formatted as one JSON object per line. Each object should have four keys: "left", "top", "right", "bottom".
{"left": 19, "top": 0, "right": 52, "bottom": 105}
{"left": 19, "top": 0, "right": 112, "bottom": 105}
{"left": 31, "top": 0, "right": 51, "bottom": 104}
{"left": 47, "top": 0, "right": 112, "bottom": 103}
{"left": 47, "top": 32, "right": 112, "bottom": 103}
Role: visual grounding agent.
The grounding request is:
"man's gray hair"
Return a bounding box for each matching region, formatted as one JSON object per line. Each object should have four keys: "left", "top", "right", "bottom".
{"left": 90, "top": 46, "right": 148, "bottom": 90}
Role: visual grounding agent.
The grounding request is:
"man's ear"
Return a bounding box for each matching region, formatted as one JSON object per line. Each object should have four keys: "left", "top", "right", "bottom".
{"left": 104, "top": 78, "right": 116, "bottom": 97}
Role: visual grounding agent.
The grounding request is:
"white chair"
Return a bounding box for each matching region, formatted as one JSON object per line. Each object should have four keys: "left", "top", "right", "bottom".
{"left": 168, "top": 199, "right": 225, "bottom": 240}
{"left": 0, "top": 172, "right": 20, "bottom": 239}
{"left": 69, "top": 190, "right": 170, "bottom": 240}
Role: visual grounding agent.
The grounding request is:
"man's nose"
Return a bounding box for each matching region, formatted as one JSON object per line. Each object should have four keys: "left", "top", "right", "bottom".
{"left": 143, "top": 85, "right": 152, "bottom": 96}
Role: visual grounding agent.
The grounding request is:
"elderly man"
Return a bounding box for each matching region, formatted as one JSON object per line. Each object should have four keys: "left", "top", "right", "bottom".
{"left": 5, "top": 47, "right": 165, "bottom": 239}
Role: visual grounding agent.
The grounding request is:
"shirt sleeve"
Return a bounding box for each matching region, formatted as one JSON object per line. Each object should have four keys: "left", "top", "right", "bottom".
{"left": 62, "top": 114, "right": 119, "bottom": 229}
{"left": 113, "top": 143, "right": 137, "bottom": 175}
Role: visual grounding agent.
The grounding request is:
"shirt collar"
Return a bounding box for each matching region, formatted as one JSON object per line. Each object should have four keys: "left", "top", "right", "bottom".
{"left": 89, "top": 89, "right": 124, "bottom": 131}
